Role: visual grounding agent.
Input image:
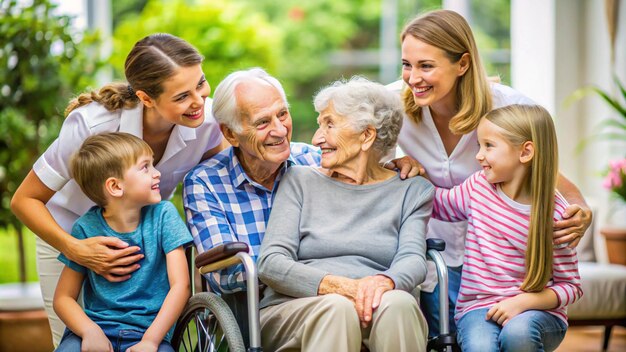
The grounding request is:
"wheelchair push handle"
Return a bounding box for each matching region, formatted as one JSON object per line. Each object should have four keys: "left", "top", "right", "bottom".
{"left": 426, "top": 238, "right": 446, "bottom": 252}
{"left": 195, "top": 242, "right": 250, "bottom": 268}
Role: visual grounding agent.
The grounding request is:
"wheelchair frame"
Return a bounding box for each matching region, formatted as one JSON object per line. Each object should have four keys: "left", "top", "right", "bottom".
{"left": 173, "top": 239, "right": 456, "bottom": 352}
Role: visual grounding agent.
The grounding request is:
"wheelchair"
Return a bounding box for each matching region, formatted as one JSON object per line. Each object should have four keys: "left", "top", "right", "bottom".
{"left": 171, "top": 239, "right": 457, "bottom": 352}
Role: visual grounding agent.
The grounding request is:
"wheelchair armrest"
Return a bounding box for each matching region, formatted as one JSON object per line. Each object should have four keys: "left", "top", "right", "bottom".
{"left": 426, "top": 238, "right": 446, "bottom": 252}
{"left": 195, "top": 242, "right": 250, "bottom": 269}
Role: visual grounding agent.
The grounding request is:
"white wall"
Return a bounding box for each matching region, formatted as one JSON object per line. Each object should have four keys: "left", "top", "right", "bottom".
{"left": 512, "top": 0, "right": 626, "bottom": 261}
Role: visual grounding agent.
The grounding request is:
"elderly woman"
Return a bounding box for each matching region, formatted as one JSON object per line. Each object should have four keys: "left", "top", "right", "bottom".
{"left": 257, "top": 77, "right": 433, "bottom": 352}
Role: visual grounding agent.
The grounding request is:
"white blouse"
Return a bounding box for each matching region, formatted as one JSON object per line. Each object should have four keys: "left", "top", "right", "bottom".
{"left": 34, "top": 101, "right": 222, "bottom": 233}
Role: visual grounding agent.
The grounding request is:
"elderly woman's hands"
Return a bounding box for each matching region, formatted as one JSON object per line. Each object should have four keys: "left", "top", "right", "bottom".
{"left": 553, "top": 204, "right": 592, "bottom": 248}
{"left": 318, "top": 274, "right": 395, "bottom": 328}
{"left": 354, "top": 275, "right": 395, "bottom": 328}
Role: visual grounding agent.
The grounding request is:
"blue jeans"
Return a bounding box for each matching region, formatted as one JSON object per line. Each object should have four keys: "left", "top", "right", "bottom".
{"left": 457, "top": 308, "right": 567, "bottom": 352}
{"left": 55, "top": 328, "right": 174, "bottom": 352}
{"left": 420, "top": 265, "right": 462, "bottom": 338}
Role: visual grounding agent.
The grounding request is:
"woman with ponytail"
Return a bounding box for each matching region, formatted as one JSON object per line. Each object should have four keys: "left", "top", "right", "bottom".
{"left": 431, "top": 104, "right": 582, "bottom": 351}
{"left": 11, "top": 33, "right": 224, "bottom": 346}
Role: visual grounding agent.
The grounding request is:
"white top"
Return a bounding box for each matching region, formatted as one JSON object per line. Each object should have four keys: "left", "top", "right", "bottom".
{"left": 391, "top": 81, "right": 534, "bottom": 291}
{"left": 33, "top": 101, "right": 222, "bottom": 233}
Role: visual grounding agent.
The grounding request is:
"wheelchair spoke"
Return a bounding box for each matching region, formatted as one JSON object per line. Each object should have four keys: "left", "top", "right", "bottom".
{"left": 172, "top": 293, "right": 244, "bottom": 352}
{"left": 196, "top": 311, "right": 210, "bottom": 351}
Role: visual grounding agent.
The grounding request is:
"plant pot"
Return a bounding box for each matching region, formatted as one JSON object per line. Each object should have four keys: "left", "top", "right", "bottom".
{"left": 601, "top": 227, "right": 626, "bottom": 265}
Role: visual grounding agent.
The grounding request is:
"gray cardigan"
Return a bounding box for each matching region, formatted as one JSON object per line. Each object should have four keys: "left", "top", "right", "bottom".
{"left": 258, "top": 166, "right": 434, "bottom": 308}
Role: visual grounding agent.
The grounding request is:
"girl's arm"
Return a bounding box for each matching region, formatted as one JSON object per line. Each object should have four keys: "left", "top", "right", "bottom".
{"left": 488, "top": 221, "right": 583, "bottom": 326}
{"left": 486, "top": 289, "right": 559, "bottom": 326}
{"left": 432, "top": 172, "right": 477, "bottom": 222}
{"left": 53, "top": 267, "right": 113, "bottom": 352}
{"left": 547, "top": 235, "right": 583, "bottom": 308}
{"left": 130, "top": 247, "right": 190, "bottom": 351}
{"left": 11, "top": 171, "right": 142, "bottom": 281}
{"left": 554, "top": 173, "right": 593, "bottom": 248}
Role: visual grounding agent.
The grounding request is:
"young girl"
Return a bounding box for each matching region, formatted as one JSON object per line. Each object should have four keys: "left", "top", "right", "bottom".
{"left": 431, "top": 104, "right": 582, "bottom": 351}
{"left": 10, "top": 33, "right": 224, "bottom": 345}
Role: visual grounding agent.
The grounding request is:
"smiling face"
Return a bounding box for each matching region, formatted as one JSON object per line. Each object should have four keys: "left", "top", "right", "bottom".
{"left": 148, "top": 64, "right": 211, "bottom": 128}
{"left": 226, "top": 80, "right": 293, "bottom": 174}
{"left": 121, "top": 152, "right": 162, "bottom": 206}
{"left": 401, "top": 35, "right": 468, "bottom": 114}
{"left": 476, "top": 118, "right": 528, "bottom": 188}
{"left": 312, "top": 103, "right": 363, "bottom": 170}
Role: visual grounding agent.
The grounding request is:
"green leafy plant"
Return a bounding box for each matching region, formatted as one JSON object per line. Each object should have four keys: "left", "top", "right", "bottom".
{"left": 0, "top": 0, "right": 101, "bottom": 282}
{"left": 569, "top": 75, "right": 626, "bottom": 148}
{"left": 110, "top": 0, "right": 281, "bottom": 97}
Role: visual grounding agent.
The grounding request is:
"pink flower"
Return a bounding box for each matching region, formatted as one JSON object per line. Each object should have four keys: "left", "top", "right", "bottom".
{"left": 604, "top": 158, "right": 626, "bottom": 202}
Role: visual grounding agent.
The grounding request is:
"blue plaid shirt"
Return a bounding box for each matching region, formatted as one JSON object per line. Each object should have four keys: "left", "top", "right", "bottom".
{"left": 183, "top": 143, "right": 321, "bottom": 293}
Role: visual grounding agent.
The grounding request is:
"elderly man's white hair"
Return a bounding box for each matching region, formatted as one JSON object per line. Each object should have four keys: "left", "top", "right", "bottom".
{"left": 313, "top": 76, "right": 404, "bottom": 156}
{"left": 212, "top": 67, "right": 289, "bottom": 133}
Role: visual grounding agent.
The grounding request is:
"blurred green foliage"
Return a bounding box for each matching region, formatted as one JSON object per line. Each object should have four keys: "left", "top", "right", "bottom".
{"left": 109, "top": 0, "right": 509, "bottom": 142}
{"left": 110, "top": 0, "right": 281, "bottom": 105}
{"left": 0, "top": 0, "right": 101, "bottom": 281}
{"left": 471, "top": 0, "right": 511, "bottom": 83}
{"left": 0, "top": 227, "right": 38, "bottom": 283}
{"left": 237, "top": 0, "right": 382, "bottom": 140}
{"left": 1, "top": 0, "right": 512, "bottom": 282}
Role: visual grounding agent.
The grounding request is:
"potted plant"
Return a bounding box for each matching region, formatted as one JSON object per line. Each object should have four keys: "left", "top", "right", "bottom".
{"left": 601, "top": 158, "right": 626, "bottom": 265}
{"left": 573, "top": 75, "right": 626, "bottom": 265}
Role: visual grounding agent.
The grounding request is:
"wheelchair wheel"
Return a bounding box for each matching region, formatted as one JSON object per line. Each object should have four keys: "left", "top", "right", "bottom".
{"left": 172, "top": 292, "right": 246, "bottom": 352}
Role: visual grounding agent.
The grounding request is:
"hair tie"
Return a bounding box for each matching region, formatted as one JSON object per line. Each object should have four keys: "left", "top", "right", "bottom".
{"left": 127, "top": 84, "right": 135, "bottom": 97}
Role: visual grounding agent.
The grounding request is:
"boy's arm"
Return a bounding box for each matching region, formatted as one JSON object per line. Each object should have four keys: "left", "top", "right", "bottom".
{"left": 53, "top": 266, "right": 112, "bottom": 352}
{"left": 132, "top": 247, "right": 190, "bottom": 351}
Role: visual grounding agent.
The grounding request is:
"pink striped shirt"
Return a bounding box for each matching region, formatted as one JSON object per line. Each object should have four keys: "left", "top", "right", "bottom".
{"left": 432, "top": 171, "right": 582, "bottom": 324}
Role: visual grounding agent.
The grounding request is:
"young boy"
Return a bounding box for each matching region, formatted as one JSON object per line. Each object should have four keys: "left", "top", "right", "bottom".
{"left": 53, "top": 132, "right": 192, "bottom": 352}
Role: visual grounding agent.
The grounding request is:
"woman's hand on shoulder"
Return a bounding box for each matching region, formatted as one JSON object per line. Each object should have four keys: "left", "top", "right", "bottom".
{"left": 355, "top": 275, "right": 395, "bottom": 328}
{"left": 386, "top": 156, "right": 426, "bottom": 180}
{"left": 553, "top": 204, "right": 593, "bottom": 248}
{"left": 67, "top": 237, "right": 143, "bottom": 282}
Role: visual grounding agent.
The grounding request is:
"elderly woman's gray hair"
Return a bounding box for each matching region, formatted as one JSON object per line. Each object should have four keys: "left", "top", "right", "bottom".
{"left": 212, "top": 67, "right": 289, "bottom": 133}
{"left": 313, "top": 76, "right": 404, "bottom": 156}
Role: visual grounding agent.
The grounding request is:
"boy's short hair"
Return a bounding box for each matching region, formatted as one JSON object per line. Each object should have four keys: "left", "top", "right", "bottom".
{"left": 70, "top": 132, "right": 153, "bottom": 207}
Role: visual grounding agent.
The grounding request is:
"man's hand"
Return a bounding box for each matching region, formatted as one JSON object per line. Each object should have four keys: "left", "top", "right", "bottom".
{"left": 386, "top": 156, "right": 425, "bottom": 179}
{"left": 67, "top": 237, "right": 143, "bottom": 282}
{"left": 554, "top": 204, "right": 592, "bottom": 248}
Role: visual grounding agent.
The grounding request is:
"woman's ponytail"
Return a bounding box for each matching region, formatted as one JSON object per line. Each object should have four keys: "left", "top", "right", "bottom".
{"left": 64, "top": 82, "right": 139, "bottom": 116}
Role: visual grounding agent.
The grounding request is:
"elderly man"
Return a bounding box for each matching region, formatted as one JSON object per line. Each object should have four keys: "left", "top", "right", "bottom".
{"left": 183, "top": 68, "right": 418, "bottom": 296}
{"left": 183, "top": 68, "right": 319, "bottom": 295}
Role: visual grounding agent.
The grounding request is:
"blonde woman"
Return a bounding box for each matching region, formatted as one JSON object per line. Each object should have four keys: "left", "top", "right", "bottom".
{"left": 432, "top": 105, "right": 582, "bottom": 351}
{"left": 396, "top": 9, "right": 591, "bottom": 336}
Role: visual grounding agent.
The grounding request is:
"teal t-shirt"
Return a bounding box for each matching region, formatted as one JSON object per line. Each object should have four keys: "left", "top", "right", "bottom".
{"left": 58, "top": 201, "right": 192, "bottom": 342}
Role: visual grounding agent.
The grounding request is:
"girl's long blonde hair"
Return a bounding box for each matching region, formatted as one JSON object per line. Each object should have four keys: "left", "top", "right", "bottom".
{"left": 484, "top": 104, "right": 558, "bottom": 292}
{"left": 401, "top": 9, "right": 492, "bottom": 135}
